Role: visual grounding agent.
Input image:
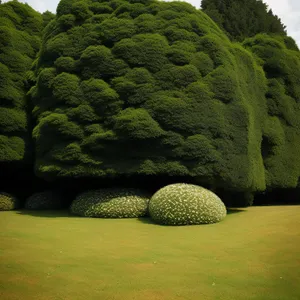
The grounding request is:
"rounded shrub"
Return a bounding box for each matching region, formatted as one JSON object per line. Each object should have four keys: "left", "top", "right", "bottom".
{"left": 149, "top": 183, "right": 227, "bottom": 225}
{"left": 25, "top": 190, "right": 64, "bottom": 210}
{"left": 70, "top": 188, "right": 150, "bottom": 218}
{"left": 0, "top": 192, "right": 20, "bottom": 211}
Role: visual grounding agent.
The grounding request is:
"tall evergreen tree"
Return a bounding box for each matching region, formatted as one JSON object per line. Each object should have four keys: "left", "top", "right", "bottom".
{"left": 201, "top": 0, "right": 287, "bottom": 41}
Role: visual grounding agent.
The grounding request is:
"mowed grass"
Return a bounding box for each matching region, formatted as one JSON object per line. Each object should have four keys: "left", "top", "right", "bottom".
{"left": 0, "top": 206, "right": 300, "bottom": 300}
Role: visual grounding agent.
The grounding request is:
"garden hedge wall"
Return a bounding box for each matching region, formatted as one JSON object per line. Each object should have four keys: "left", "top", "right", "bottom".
{"left": 1, "top": 0, "right": 300, "bottom": 203}
{"left": 31, "top": 0, "right": 270, "bottom": 194}
{"left": 0, "top": 1, "right": 43, "bottom": 167}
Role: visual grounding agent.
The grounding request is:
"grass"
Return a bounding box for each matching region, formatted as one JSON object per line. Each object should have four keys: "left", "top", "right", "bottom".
{"left": 0, "top": 206, "right": 300, "bottom": 300}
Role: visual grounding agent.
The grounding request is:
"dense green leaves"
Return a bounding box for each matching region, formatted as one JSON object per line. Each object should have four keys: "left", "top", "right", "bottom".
{"left": 0, "top": 1, "right": 43, "bottom": 166}
{"left": 244, "top": 34, "right": 300, "bottom": 189}
{"left": 31, "top": 0, "right": 270, "bottom": 194}
{"left": 1, "top": 0, "right": 300, "bottom": 203}
{"left": 202, "top": 0, "right": 287, "bottom": 42}
{"left": 114, "top": 108, "right": 165, "bottom": 139}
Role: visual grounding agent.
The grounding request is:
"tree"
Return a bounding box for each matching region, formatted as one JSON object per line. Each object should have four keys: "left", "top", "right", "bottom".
{"left": 201, "top": 0, "right": 287, "bottom": 41}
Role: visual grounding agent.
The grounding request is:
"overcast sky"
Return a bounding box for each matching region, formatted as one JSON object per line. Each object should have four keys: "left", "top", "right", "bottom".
{"left": 2, "top": 0, "right": 300, "bottom": 46}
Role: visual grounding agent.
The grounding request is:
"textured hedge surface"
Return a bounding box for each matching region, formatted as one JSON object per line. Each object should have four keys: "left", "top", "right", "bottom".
{"left": 70, "top": 188, "right": 150, "bottom": 218}
{"left": 25, "top": 190, "right": 64, "bottom": 210}
{"left": 31, "top": 0, "right": 268, "bottom": 193}
{"left": 149, "top": 183, "right": 227, "bottom": 225}
{"left": 0, "top": 1, "right": 42, "bottom": 165}
{"left": 0, "top": 192, "right": 20, "bottom": 211}
{"left": 243, "top": 34, "right": 300, "bottom": 189}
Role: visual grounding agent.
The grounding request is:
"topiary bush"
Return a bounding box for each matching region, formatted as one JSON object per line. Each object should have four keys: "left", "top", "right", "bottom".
{"left": 31, "top": 0, "right": 269, "bottom": 195}
{"left": 70, "top": 188, "right": 150, "bottom": 218}
{"left": 149, "top": 183, "right": 227, "bottom": 225}
{"left": 0, "top": 192, "right": 20, "bottom": 211}
{"left": 25, "top": 190, "right": 64, "bottom": 210}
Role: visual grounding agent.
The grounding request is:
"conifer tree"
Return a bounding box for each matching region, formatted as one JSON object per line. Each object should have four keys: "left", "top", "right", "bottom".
{"left": 201, "top": 0, "right": 287, "bottom": 41}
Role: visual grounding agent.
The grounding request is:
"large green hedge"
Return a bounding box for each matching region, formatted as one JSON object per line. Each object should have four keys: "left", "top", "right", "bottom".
{"left": 0, "top": 0, "right": 298, "bottom": 200}
{"left": 31, "top": 0, "right": 270, "bottom": 194}
{"left": 243, "top": 34, "right": 300, "bottom": 189}
{"left": 0, "top": 1, "right": 43, "bottom": 166}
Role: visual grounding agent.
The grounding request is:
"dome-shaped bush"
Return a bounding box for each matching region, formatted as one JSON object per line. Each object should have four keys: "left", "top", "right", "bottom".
{"left": 0, "top": 192, "right": 20, "bottom": 211}
{"left": 25, "top": 190, "right": 64, "bottom": 210}
{"left": 70, "top": 188, "right": 150, "bottom": 218}
{"left": 149, "top": 183, "right": 226, "bottom": 225}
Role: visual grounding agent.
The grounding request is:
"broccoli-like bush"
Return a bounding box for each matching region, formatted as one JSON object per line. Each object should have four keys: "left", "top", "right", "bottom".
{"left": 149, "top": 183, "right": 227, "bottom": 225}
{"left": 0, "top": 192, "right": 20, "bottom": 211}
{"left": 70, "top": 188, "right": 150, "bottom": 218}
{"left": 25, "top": 190, "right": 64, "bottom": 210}
{"left": 31, "top": 0, "right": 269, "bottom": 195}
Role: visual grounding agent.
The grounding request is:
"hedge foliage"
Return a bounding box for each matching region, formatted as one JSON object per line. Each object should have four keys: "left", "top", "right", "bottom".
{"left": 70, "top": 188, "right": 150, "bottom": 218}
{"left": 0, "top": 1, "right": 43, "bottom": 166}
{"left": 149, "top": 183, "right": 227, "bottom": 225}
{"left": 31, "top": 0, "right": 270, "bottom": 194}
{"left": 0, "top": 192, "right": 20, "bottom": 211}
{"left": 243, "top": 34, "right": 300, "bottom": 189}
{"left": 25, "top": 190, "right": 64, "bottom": 210}
{"left": 201, "top": 0, "right": 287, "bottom": 42}
{"left": 1, "top": 0, "right": 300, "bottom": 202}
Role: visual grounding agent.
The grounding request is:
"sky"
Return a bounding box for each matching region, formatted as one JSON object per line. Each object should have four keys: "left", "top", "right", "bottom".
{"left": 2, "top": 0, "right": 300, "bottom": 46}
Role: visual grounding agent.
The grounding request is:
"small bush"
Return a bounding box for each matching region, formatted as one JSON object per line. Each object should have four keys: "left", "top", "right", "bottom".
{"left": 25, "top": 190, "right": 64, "bottom": 210}
{"left": 70, "top": 188, "right": 150, "bottom": 218}
{"left": 149, "top": 183, "right": 227, "bottom": 225}
{"left": 0, "top": 192, "right": 20, "bottom": 211}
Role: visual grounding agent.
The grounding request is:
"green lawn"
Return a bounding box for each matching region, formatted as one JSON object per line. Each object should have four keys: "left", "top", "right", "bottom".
{"left": 0, "top": 206, "right": 299, "bottom": 300}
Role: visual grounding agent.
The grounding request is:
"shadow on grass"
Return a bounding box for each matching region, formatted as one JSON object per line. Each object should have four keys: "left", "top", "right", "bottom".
{"left": 15, "top": 208, "right": 247, "bottom": 220}
{"left": 16, "top": 209, "right": 78, "bottom": 218}
{"left": 254, "top": 203, "right": 300, "bottom": 207}
{"left": 226, "top": 208, "right": 247, "bottom": 214}
{"left": 138, "top": 208, "right": 246, "bottom": 226}
{"left": 138, "top": 217, "right": 162, "bottom": 226}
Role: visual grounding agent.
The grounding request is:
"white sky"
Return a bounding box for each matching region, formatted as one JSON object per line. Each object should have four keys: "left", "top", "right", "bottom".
{"left": 2, "top": 0, "right": 300, "bottom": 46}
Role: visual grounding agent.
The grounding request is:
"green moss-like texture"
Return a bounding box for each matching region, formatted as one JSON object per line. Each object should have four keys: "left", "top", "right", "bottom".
{"left": 243, "top": 34, "right": 300, "bottom": 189}
{"left": 31, "top": 0, "right": 269, "bottom": 194}
{"left": 70, "top": 188, "right": 150, "bottom": 218}
{"left": 0, "top": 192, "right": 20, "bottom": 211}
{"left": 149, "top": 183, "right": 226, "bottom": 225}
{"left": 0, "top": 1, "right": 43, "bottom": 165}
{"left": 25, "top": 190, "right": 64, "bottom": 210}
